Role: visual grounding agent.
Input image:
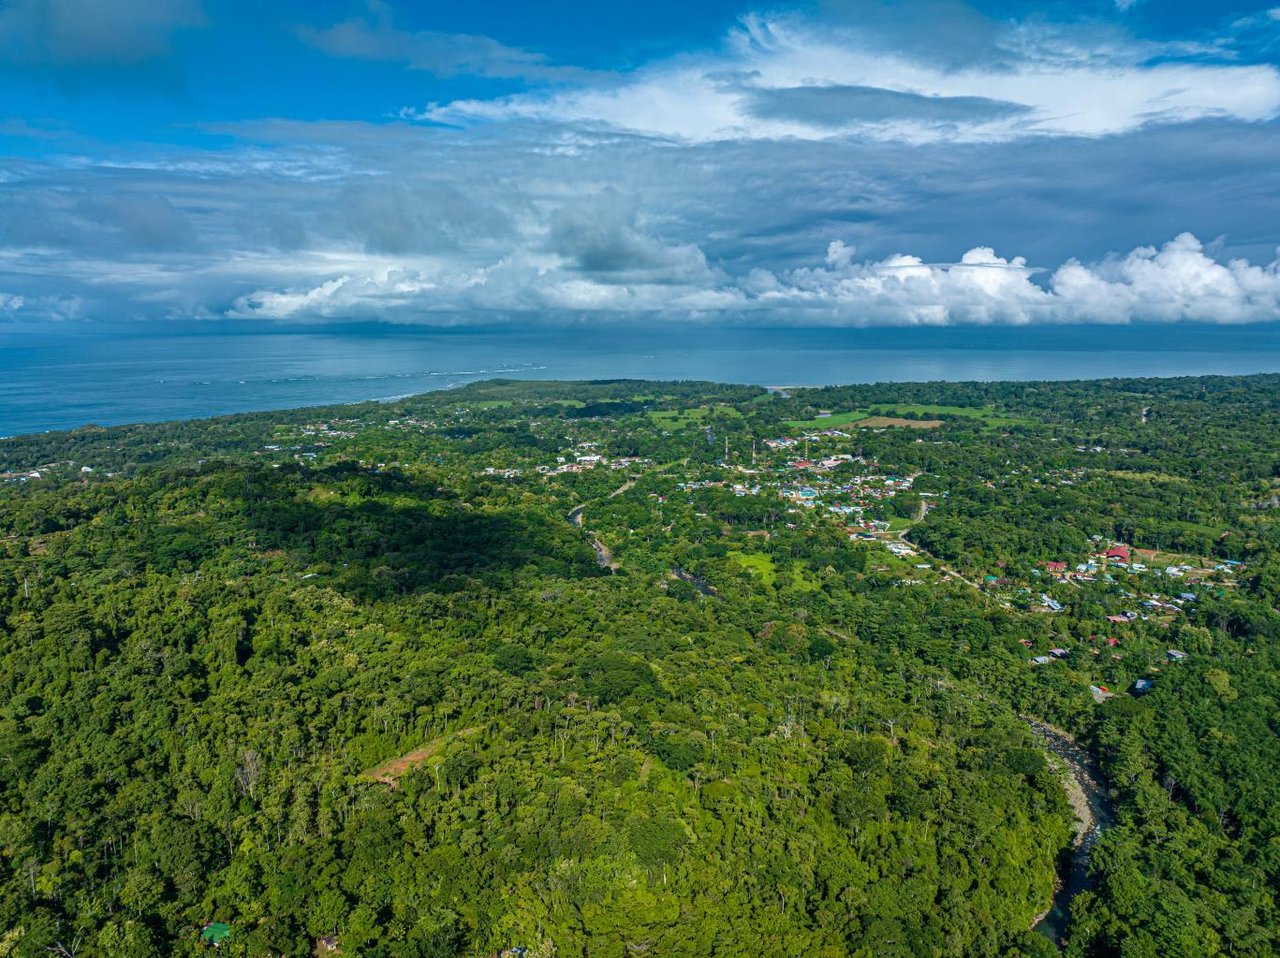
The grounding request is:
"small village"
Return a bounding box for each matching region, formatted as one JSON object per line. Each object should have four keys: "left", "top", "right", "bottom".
{"left": 486, "top": 414, "right": 1251, "bottom": 717}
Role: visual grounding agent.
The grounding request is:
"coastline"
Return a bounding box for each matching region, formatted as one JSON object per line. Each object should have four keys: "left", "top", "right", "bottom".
{"left": 3, "top": 324, "right": 1280, "bottom": 437}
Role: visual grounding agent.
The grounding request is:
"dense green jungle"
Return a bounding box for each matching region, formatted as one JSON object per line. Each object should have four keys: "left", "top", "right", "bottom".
{"left": 0, "top": 374, "right": 1277, "bottom": 958}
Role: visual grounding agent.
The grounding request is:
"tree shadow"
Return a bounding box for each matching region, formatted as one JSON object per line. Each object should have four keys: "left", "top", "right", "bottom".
{"left": 228, "top": 464, "right": 604, "bottom": 599}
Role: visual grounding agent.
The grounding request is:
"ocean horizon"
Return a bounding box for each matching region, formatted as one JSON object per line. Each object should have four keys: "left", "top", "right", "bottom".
{"left": 2, "top": 321, "right": 1278, "bottom": 437}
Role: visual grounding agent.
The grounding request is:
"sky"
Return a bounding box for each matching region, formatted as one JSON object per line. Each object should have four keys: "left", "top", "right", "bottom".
{"left": 2, "top": 0, "right": 1280, "bottom": 327}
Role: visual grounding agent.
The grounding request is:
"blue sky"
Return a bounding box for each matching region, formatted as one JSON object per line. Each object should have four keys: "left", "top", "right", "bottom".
{"left": 2, "top": 0, "right": 1280, "bottom": 326}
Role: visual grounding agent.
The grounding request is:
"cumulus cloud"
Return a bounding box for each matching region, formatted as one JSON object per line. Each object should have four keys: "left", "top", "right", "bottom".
{"left": 0, "top": 0, "right": 205, "bottom": 69}
{"left": 738, "top": 233, "right": 1280, "bottom": 325}
{"left": 421, "top": 13, "right": 1280, "bottom": 143}
{"left": 216, "top": 232, "right": 1280, "bottom": 326}
{"left": 5, "top": 0, "right": 1280, "bottom": 335}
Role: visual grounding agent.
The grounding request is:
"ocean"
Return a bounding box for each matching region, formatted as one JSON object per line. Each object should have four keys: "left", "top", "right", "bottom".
{"left": 1, "top": 322, "right": 1278, "bottom": 437}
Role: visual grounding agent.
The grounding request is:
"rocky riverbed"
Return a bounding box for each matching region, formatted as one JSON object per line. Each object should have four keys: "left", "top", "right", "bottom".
{"left": 1026, "top": 718, "right": 1117, "bottom": 947}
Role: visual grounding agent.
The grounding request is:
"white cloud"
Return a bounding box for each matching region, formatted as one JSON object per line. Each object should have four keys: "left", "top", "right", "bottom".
{"left": 1047, "top": 233, "right": 1280, "bottom": 324}
{"left": 5, "top": 101, "right": 1280, "bottom": 329}
{"left": 420, "top": 13, "right": 1280, "bottom": 143}
{"left": 727, "top": 232, "right": 1280, "bottom": 324}
{"left": 220, "top": 233, "right": 1280, "bottom": 326}
{"left": 0, "top": 293, "right": 24, "bottom": 312}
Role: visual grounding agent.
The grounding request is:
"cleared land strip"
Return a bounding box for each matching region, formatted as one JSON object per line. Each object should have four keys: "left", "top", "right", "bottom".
{"left": 857, "top": 416, "right": 943, "bottom": 429}
{"left": 362, "top": 726, "right": 484, "bottom": 786}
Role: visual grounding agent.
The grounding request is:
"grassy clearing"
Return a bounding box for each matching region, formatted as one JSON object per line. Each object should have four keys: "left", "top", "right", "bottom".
{"left": 728, "top": 550, "right": 777, "bottom": 585}
{"left": 1132, "top": 547, "right": 1221, "bottom": 570}
{"left": 857, "top": 416, "right": 943, "bottom": 429}
{"left": 649, "top": 405, "right": 742, "bottom": 430}
{"left": 784, "top": 409, "right": 872, "bottom": 429}
{"left": 1103, "top": 470, "right": 1194, "bottom": 486}
{"left": 878, "top": 404, "right": 1034, "bottom": 427}
{"left": 790, "top": 565, "right": 822, "bottom": 591}
{"left": 649, "top": 409, "right": 709, "bottom": 430}
{"left": 787, "top": 405, "right": 1032, "bottom": 430}
{"left": 728, "top": 550, "right": 823, "bottom": 591}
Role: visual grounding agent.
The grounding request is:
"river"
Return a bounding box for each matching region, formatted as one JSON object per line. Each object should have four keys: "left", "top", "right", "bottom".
{"left": 1026, "top": 719, "right": 1117, "bottom": 947}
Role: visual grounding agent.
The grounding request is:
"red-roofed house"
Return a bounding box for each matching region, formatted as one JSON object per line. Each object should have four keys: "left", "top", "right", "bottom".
{"left": 1105, "top": 545, "right": 1131, "bottom": 562}
{"left": 1043, "top": 561, "right": 1067, "bottom": 573}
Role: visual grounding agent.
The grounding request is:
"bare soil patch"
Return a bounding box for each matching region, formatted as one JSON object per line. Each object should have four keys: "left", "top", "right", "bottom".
{"left": 362, "top": 726, "right": 482, "bottom": 786}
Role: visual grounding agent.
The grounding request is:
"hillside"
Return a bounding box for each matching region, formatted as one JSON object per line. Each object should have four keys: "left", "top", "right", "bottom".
{"left": 0, "top": 375, "right": 1277, "bottom": 958}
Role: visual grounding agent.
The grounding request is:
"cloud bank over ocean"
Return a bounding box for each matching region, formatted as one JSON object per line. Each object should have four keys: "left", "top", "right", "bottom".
{"left": 216, "top": 232, "right": 1280, "bottom": 326}
{"left": 2, "top": 0, "right": 1280, "bottom": 327}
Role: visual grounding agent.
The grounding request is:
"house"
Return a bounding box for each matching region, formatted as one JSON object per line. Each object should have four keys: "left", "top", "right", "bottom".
{"left": 1131, "top": 678, "right": 1155, "bottom": 696}
{"left": 1106, "top": 614, "right": 1129, "bottom": 623}
{"left": 1043, "top": 561, "right": 1067, "bottom": 573}
{"left": 1090, "top": 685, "right": 1114, "bottom": 703}
{"left": 1049, "top": 648, "right": 1070, "bottom": 658}
{"left": 1030, "top": 656, "right": 1053, "bottom": 665}
{"left": 1167, "top": 649, "right": 1188, "bottom": 662}
{"left": 1105, "top": 544, "right": 1131, "bottom": 562}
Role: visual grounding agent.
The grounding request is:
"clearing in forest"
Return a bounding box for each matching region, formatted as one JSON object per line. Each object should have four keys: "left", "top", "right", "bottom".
{"left": 361, "top": 726, "right": 482, "bottom": 786}
{"left": 784, "top": 409, "right": 872, "bottom": 429}
{"left": 856, "top": 416, "right": 944, "bottom": 429}
{"left": 728, "top": 550, "right": 777, "bottom": 585}
{"left": 786, "top": 404, "right": 1032, "bottom": 430}
{"left": 648, "top": 405, "right": 742, "bottom": 430}
{"left": 884, "top": 404, "right": 1033, "bottom": 427}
